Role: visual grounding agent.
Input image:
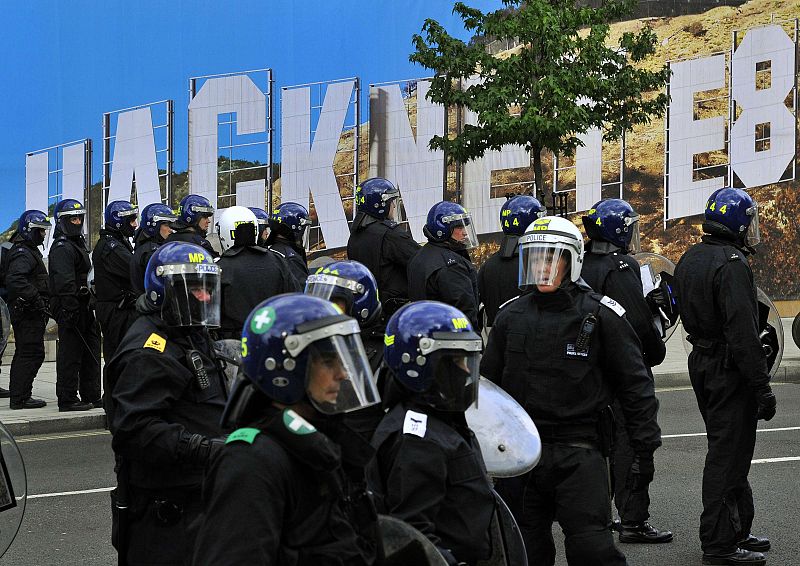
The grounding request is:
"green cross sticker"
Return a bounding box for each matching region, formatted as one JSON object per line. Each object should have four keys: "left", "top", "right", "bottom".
{"left": 283, "top": 409, "right": 316, "bottom": 435}
{"left": 250, "top": 306, "right": 276, "bottom": 334}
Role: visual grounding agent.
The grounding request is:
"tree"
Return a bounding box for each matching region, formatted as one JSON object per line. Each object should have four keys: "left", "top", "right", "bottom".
{"left": 410, "top": 0, "right": 670, "bottom": 208}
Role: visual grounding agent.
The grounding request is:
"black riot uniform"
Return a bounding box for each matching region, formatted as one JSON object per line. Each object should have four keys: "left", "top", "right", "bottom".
{"left": 5, "top": 235, "right": 50, "bottom": 407}
{"left": 131, "top": 231, "right": 160, "bottom": 296}
{"left": 582, "top": 241, "right": 668, "bottom": 538}
{"left": 194, "top": 405, "right": 377, "bottom": 566}
{"left": 674, "top": 234, "right": 772, "bottom": 557}
{"left": 94, "top": 228, "right": 137, "bottom": 372}
{"left": 407, "top": 242, "right": 481, "bottom": 330}
{"left": 347, "top": 213, "right": 421, "bottom": 316}
{"left": 166, "top": 222, "right": 218, "bottom": 259}
{"left": 217, "top": 246, "right": 300, "bottom": 339}
{"left": 106, "top": 310, "right": 226, "bottom": 566}
{"left": 267, "top": 237, "right": 308, "bottom": 287}
{"left": 477, "top": 235, "right": 522, "bottom": 328}
{"left": 371, "top": 402, "right": 494, "bottom": 565}
{"left": 49, "top": 230, "right": 101, "bottom": 408}
{"left": 480, "top": 285, "right": 662, "bottom": 566}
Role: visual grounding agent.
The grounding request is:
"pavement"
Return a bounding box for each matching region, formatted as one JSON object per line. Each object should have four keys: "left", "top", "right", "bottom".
{"left": 0, "top": 318, "right": 797, "bottom": 437}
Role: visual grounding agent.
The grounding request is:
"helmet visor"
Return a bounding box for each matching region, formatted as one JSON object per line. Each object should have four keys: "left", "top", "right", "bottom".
{"left": 159, "top": 263, "right": 221, "bottom": 327}
{"left": 745, "top": 204, "right": 760, "bottom": 247}
{"left": 304, "top": 334, "right": 380, "bottom": 414}
{"left": 627, "top": 218, "right": 641, "bottom": 254}
{"left": 387, "top": 197, "right": 402, "bottom": 223}
{"left": 519, "top": 243, "right": 571, "bottom": 288}
{"left": 421, "top": 350, "right": 480, "bottom": 412}
{"left": 443, "top": 212, "right": 479, "bottom": 249}
{"left": 304, "top": 273, "right": 361, "bottom": 313}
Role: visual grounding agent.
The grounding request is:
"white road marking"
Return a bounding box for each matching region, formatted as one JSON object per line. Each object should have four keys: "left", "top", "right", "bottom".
{"left": 28, "top": 487, "right": 114, "bottom": 500}
{"left": 15, "top": 431, "right": 110, "bottom": 443}
{"left": 751, "top": 457, "right": 800, "bottom": 464}
{"left": 663, "top": 426, "right": 800, "bottom": 439}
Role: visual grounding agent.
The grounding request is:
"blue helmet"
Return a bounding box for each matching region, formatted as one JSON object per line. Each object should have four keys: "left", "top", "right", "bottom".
{"left": 305, "top": 260, "right": 381, "bottom": 326}
{"left": 141, "top": 203, "right": 178, "bottom": 239}
{"left": 179, "top": 194, "right": 215, "bottom": 227}
{"left": 143, "top": 241, "right": 220, "bottom": 327}
{"left": 500, "top": 195, "right": 547, "bottom": 236}
{"left": 356, "top": 177, "right": 401, "bottom": 221}
{"left": 269, "top": 202, "right": 311, "bottom": 244}
{"left": 384, "top": 301, "right": 482, "bottom": 412}
{"left": 582, "top": 199, "right": 641, "bottom": 252}
{"left": 423, "top": 201, "right": 479, "bottom": 248}
{"left": 703, "top": 187, "right": 760, "bottom": 247}
{"left": 249, "top": 207, "right": 270, "bottom": 244}
{"left": 236, "top": 293, "right": 380, "bottom": 414}
{"left": 104, "top": 200, "right": 139, "bottom": 237}
{"left": 18, "top": 210, "right": 51, "bottom": 245}
{"left": 54, "top": 198, "right": 86, "bottom": 237}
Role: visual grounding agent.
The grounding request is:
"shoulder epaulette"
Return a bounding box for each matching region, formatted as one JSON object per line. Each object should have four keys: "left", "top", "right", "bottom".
{"left": 599, "top": 296, "right": 626, "bottom": 317}
{"left": 143, "top": 332, "right": 167, "bottom": 353}
{"left": 498, "top": 295, "right": 521, "bottom": 312}
{"left": 226, "top": 428, "right": 261, "bottom": 445}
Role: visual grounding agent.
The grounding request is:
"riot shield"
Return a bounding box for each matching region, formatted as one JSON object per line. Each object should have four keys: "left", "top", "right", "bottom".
{"left": 476, "top": 490, "right": 528, "bottom": 566}
{"left": 680, "top": 287, "right": 784, "bottom": 377}
{"left": 213, "top": 339, "right": 243, "bottom": 393}
{"left": 633, "top": 253, "right": 679, "bottom": 341}
{"left": 466, "top": 378, "right": 541, "bottom": 478}
{"left": 0, "top": 421, "right": 27, "bottom": 558}
{"left": 378, "top": 514, "right": 449, "bottom": 566}
{"left": 0, "top": 298, "right": 10, "bottom": 354}
{"left": 793, "top": 312, "right": 800, "bottom": 349}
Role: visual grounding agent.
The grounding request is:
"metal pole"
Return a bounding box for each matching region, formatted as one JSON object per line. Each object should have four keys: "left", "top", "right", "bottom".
{"left": 102, "top": 112, "right": 111, "bottom": 218}
{"left": 85, "top": 139, "right": 94, "bottom": 243}
{"left": 620, "top": 129, "right": 626, "bottom": 199}
{"left": 729, "top": 32, "right": 737, "bottom": 188}
{"left": 663, "top": 64, "right": 670, "bottom": 231}
{"left": 167, "top": 99, "right": 174, "bottom": 207}
{"left": 267, "top": 68, "right": 274, "bottom": 210}
{"left": 354, "top": 76, "right": 361, "bottom": 214}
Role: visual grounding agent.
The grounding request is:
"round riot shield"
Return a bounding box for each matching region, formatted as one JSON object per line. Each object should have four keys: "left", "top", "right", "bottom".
{"left": 793, "top": 312, "right": 800, "bottom": 349}
{"left": 213, "top": 339, "right": 242, "bottom": 393}
{"left": 0, "top": 421, "right": 26, "bottom": 558}
{"left": 476, "top": 491, "right": 528, "bottom": 566}
{"left": 0, "top": 298, "right": 10, "bottom": 354}
{"left": 378, "top": 514, "right": 449, "bottom": 566}
{"left": 680, "top": 287, "right": 784, "bottom": 377}
{"left": 633, "top": 252, "right": 679, "bottom": 342}
{"left": 466, "top": 378, "right": 541, "bottom": 478}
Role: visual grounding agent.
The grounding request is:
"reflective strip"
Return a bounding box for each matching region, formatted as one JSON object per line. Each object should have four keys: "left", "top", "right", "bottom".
{"left": 418, "top": 335, "right": 483, "bottom": 355}
{"left": 283, "top": 319, "right": 360, "bottom": 357}
{"left": 116, "top": 208, "right": 139, "bottom": 218}
{"left": 306, "top": 274, "right": 363, "bottom": 293}
{"left": 155, "top": 263, "right": 219, "bottom": 276}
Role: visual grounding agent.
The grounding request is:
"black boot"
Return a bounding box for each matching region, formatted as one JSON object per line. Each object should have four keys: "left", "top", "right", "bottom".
{"left": 702, "top": 548, "right": 766, "bottom": 565}
{"left": 0, "top": 387, "right": 10, "bottom": 399}
{"left": 618, "top": 521, "right": 673, "bottom": 543}
{"left": 738, "top": 535, "right": 770, "bottom": 552}
{"left": 10, "top": 397, "right": 47, "bottom": 410}
{"left": 59, "top": 401, "right": 94, "bottom": 412}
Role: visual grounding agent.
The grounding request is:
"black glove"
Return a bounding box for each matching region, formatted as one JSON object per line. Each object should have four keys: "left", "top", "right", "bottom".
{"left": 629, "top": 451, "right": 655, "bottom": 492}
{"left": 646, "top": 288, "right": 668, "bottom": 312}
{"left": 179, "top": 433, "right": 225, "bottom": 467}
{"left": 755, "top": 386, "right": 776, "bottom": 421}
{"left": 35, "top": 295, "right": 50, "bottom": 313}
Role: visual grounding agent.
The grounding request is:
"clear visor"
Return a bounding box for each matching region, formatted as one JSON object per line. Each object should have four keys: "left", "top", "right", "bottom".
{"left": 160, "top": 264, "right": 221, "bottom": 327}
{"left": 152, "top": 213, "right": 178, "bottom": 225}
{"left": 420, "top": 350, "right": 480, "bottom": 412}
{"left": 305, "top": 334, "right": 380, "bottom": 415}
{"left": 190, "top": 205, "right": 215, "bottom": 215}
{"left": 118, "top": 207, "right": 139, "bottom": 219}
{"left": 387, "top": 197, "right": 402, "bottom": 223}
{"left": 27, "top": 220, "right": 52, "bottom": 232}
{"left": 745, "top": 205, "right": 760, "bottom": 247}
{"left": 304, "top": 274, "right": 362, "bottom": 311}
{"left": 519, "top": 243, "right": 571, "bottom": 288}
{"left": 443, "top": 213, "right": 479, "bottom": 249}
{"left": 57, "top": 208, "right": 86, "bottom": 218}
{"left": 300, "top": 224, "right": 310, "bottom": 250}
{"left": 627, "top": 217, "right": 641, "bottom": 254}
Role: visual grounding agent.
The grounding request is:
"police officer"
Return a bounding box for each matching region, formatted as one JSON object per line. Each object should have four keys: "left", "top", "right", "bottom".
{"left": 215, "top": 206, "right": 300, "bottom": 339}
{"left": 408, "top": 201, "right": 481, "bottom": 330}
{"left": 347, "top": 177, "right": 421, "bottom": 318}
{"left": 478, "top": 194, "right": 546, "bottom": 328}
{"left": 480, "top": 216, "right": 661, "bottom": 566}
{"left": 106, "top": 241, "right": 226, "bottom": 566}
{"left": 167, "top": 194, "right": 218, "bottom": 258}
{"left": 5, "top": 210, "right": 51, "bottom": 409}
{"left": 674, "top": 188, "right": 773, "bottom": 566}
{"left": 370, "top": 300, "right": 494, "bottom": 566}
{"left": 49, "top": 199, "right": 100, "bottom": 411}
{"left": 131, "top": 203, "right": 177, "bottom": 295}
{"left": 265, "top": 202, "right": 311, "bottom": 286}
{"left": 581, "top": 199, "right": 672, "bottom": 544}
{"left": 94, "top": 200, "right": 139, "bottom": 384}
{"left": 248, "top": 206, "right": 270, "bottom": 246}
{"left": 193, "top": 294, "right": 381, "bottom": 565}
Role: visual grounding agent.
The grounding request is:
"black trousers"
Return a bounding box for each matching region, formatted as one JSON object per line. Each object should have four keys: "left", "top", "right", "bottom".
{"left": 612, "top": 399, "right": 652, "bottom": 524}
{"left": 689, "top": 348, "right": 757, "bottom": 555}
{"left": 9, "top": 308, "right": 48, "bottom": 404}
{"left": 96, "top": 301, "right": 137, "bottom": 395}
{"left": 56, "top": 307, "right": 101, "bottom": 405}
{"left": 516, "top": 443, "right": 627, "bottom": 566}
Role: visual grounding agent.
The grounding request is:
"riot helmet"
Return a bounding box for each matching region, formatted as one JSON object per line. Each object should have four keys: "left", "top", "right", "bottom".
{"left": 143, "top": 241, "right": 220, "bottom": 327}
{"left": 234, "top": 294, "right": 380, "bottom": 416}
{"left": 518, "top": 216, "right": 584, "bottom": 289}
{"left": 54, "top": 198, "right": 86, "bottom": 237}
{"left": 215, "top": 206, "right": 258, "bottom": 251}
{"left": 423, "top": 201, "right": 479, "bottom": 249}
{"left": 269, "top": 202, "right": 311, "bottom": 248}
{"left": 248, "top": 207, "right": 270, "bottom": 244}
{"left": 702, "top": 187, "right": 760, "bottom": 248}
{"left": 582, "top": 199, "right": 641, "bottom": 253}
{"left": 356, "top": 177, "right": 401, "bottom": 222}
{"left": 305, "top": 260, "right": 382, "bottom": 326}
{"left": 104, "top": 200, "right": 139, "bottom": 238}
{"left": 18, "top": 210, "right": 51, "bottom": 246}
{"left": 140, "top": 203, "right": 177, "bottom": 240}
{"left": 178, "top": 194, "right": 215, "bottom": 235}
{"left": 500, "top": 195, "right": 547, "bottom": 236}
{"left": 384, "top": 301, "right": 482, "bottom": 412}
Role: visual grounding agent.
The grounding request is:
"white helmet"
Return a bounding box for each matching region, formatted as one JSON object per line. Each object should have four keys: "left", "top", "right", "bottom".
{"left": 215, "top": 206, "right": 258, "bottom": 252}
{"left": 518, "top": 216, "right": 584, "bottom": 288}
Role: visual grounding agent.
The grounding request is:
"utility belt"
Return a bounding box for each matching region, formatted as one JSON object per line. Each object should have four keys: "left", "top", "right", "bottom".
{"left": 537, "top": 423, "right": 600, "bottom": 447}
{"left": 687, "top": 335, "right": 735, "bottom": 368}
{"left": 131, "top": 486, "right": 203, "bottom": 526}
{"left": 687, "top": 335, "right": 725, "bottom": 350}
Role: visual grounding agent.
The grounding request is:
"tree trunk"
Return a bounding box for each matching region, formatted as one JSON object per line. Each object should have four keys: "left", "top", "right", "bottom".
{"left": 531, "top": 146, "right": 546, "bottom": 206}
